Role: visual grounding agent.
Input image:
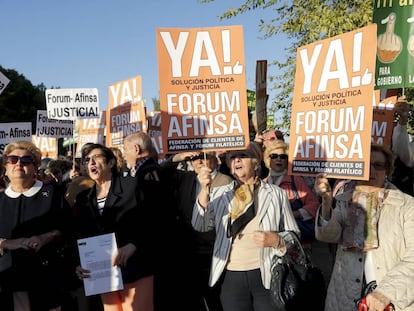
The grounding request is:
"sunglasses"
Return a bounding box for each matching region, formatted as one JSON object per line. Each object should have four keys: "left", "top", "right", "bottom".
{"left": 269, "top": 153, "right": 288, "bottom": 160}
{"left": 370, "top": 162, "right": 387, "bottom": 171}
{"left": 84, "top": 154, "right": 105, "bottom": 164}
{"left": 6, "top": 155, "right": 34, "bottom": 165}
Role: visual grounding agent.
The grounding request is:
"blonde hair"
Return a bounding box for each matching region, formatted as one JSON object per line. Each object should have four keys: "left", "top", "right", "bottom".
{"left": 3, "top": 141, "right": 42, "bottom": 168}
{"left": 263, "top": 140, "right": 288, "bottom": 169}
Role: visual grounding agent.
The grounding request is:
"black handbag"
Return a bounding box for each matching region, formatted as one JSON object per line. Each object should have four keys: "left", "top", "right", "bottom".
{"left": 269, "top": 230, "right": 326, "bottom": 311}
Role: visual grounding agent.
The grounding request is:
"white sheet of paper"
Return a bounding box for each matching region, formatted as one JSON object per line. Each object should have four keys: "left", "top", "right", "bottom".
{"left": 77, "top": 232, "right": 124, "bottom": 296}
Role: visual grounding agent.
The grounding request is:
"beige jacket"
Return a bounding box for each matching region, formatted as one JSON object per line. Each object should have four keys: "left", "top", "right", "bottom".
{"left": 316, "top": 182, "right": 414, "bottom": 311}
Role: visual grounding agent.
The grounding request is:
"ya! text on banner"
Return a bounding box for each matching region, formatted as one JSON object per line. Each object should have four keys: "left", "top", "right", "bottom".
{"left": 157, "top": 25, "right": 250, "bottom": 153}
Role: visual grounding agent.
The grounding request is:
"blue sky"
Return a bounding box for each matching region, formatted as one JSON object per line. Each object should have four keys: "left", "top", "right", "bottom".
{"left": 1, "top": 0, "right": 288, "bottom": 112}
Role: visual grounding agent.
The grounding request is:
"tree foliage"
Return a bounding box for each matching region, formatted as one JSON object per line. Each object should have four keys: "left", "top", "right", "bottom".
{"left": 152, "top": 97, "right": 160, "bottom": 111}
{"left": 0, "top": 66, "right": 46, "bottom": 133}
{"left": 199, "top": 0, "right": 375, "bottom": 131}
{"left": 403, "top": 88, "right": 414, "bottom": 133}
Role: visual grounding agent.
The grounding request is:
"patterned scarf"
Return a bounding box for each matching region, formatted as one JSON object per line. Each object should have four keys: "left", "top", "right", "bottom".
{"left": 343, "top": 186, "right": 387, "bottom": 251}
{"left": 227, "top": 178, "right": 260, "bottom": 239}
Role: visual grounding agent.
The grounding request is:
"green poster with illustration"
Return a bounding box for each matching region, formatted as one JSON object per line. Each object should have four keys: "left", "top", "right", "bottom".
{"left": 373, "top": 1, "right": 414, "bottom": 89}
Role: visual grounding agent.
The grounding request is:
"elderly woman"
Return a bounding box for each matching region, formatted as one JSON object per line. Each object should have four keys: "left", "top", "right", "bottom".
{"left": 195, "top": 142, "right": 299, "bottom": 311}
{"left": 315, "top": 143, "right": 414, "bottom": 311}
{"left": 0, "top": 141, "right": 69, "bottom": 311}
{"left": 263, "top": 140, "right": 320, "bottom": 244}
{"left": 74, "top": 143, "right": 154, "bottom": 311}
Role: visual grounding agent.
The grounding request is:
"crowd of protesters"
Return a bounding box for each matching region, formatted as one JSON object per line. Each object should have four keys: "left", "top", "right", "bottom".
{"left": 0, "top": 110, "right": 413, "bottom": 311}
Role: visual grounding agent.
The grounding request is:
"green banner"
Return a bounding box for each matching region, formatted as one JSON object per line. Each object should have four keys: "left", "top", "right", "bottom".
{"left": 373, "top": 1, "right": 414, "bottom": 89}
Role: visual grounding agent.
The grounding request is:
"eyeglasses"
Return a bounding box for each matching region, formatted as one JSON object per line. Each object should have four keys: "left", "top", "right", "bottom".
{"left": 269, "top": 153, "right": 288, "bottom": 160}
{"left": 84, "top": 154, "right": 105, "bottom": 164}
{"left": 6, "top": 155, "right": 34, "bottom": 165}
{"left": 370, "top": 162, "right": 387, "bottom": 171}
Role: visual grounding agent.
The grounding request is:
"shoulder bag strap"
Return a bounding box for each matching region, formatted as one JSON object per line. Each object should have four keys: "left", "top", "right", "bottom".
{"left": 279, "top": 199, "right": 285, "bottom": 231}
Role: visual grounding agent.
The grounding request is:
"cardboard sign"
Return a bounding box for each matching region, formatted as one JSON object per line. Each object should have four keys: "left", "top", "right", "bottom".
{"left": 45, "top": 88, "right": 100, "bottom": 121}
{"left": 157, "top": 25, "right": 250, "bottom": 153}
{"left": 106, "top": 76, "right": 146, "bottom": 149}
{"left": 289, "top": 24, "right": 377, "bottom": 180}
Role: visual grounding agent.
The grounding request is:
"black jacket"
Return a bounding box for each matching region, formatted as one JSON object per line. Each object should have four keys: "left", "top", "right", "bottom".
{"left": 74, "top": 173, "right": 155, "bottom": 283}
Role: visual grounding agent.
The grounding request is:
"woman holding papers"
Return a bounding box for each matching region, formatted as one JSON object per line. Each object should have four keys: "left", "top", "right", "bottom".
{"left": 74, "top": 143, "right": 154, "bottom": 311}
{"left": 0, "top": 141, "right": 69, "bottom": 311}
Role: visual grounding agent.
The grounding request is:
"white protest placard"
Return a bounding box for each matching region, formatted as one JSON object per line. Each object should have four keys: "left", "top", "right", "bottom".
{"left": 45, "top": 88, "right": 100, "bottom": 121}
{"left": 36, "top": 110, "right": 74, "bottom": 138}
{"left": 0, "top": 122, "right": 32, "bottom": 156}
{"left": 77, "top": 233, "right": 123, "bottom": 296}
{"left": 0, "top": 71, "right": 10, "bottom": 95}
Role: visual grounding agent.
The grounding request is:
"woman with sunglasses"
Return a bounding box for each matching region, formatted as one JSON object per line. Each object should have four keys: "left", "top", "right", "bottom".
{"left": 0, "top": 141, "right": 69, "bottom": 311}
{"left": 263, "top": 140, "right": 320, "bottom": 248}
{"left": 314, "top": 143, "right": 414, "bottom": 311}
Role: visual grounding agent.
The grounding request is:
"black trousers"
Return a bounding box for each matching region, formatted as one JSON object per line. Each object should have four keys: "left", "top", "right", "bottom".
{"left": 220, "top": 269, "right": 275, "bottom": 311}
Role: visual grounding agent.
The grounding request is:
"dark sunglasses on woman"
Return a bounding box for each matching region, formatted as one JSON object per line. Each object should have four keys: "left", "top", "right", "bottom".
{"left": 269, "top": 153, "right": 288, "bottom": 160}
{"left": 6, "top": 155, "right": 34, "bottom": 165}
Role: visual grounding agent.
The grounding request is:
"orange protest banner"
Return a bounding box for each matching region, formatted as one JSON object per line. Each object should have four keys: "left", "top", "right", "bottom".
{"left": 76, "top": 110, "right": 106, "bottom": 157}
{"left": 32, "top": 136, "right": 58, "bottom": 159}
{"left": 289, "top": 24, "right": 377, "bottom": 180}
{"left": 106, "top": 75, "right": 146, "bottom": 149}
{"left": 372, "top": 93, "right": 396, "bottom": 147}
{"left": 157, "top": 25, "right": 250, "bottom": 153}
